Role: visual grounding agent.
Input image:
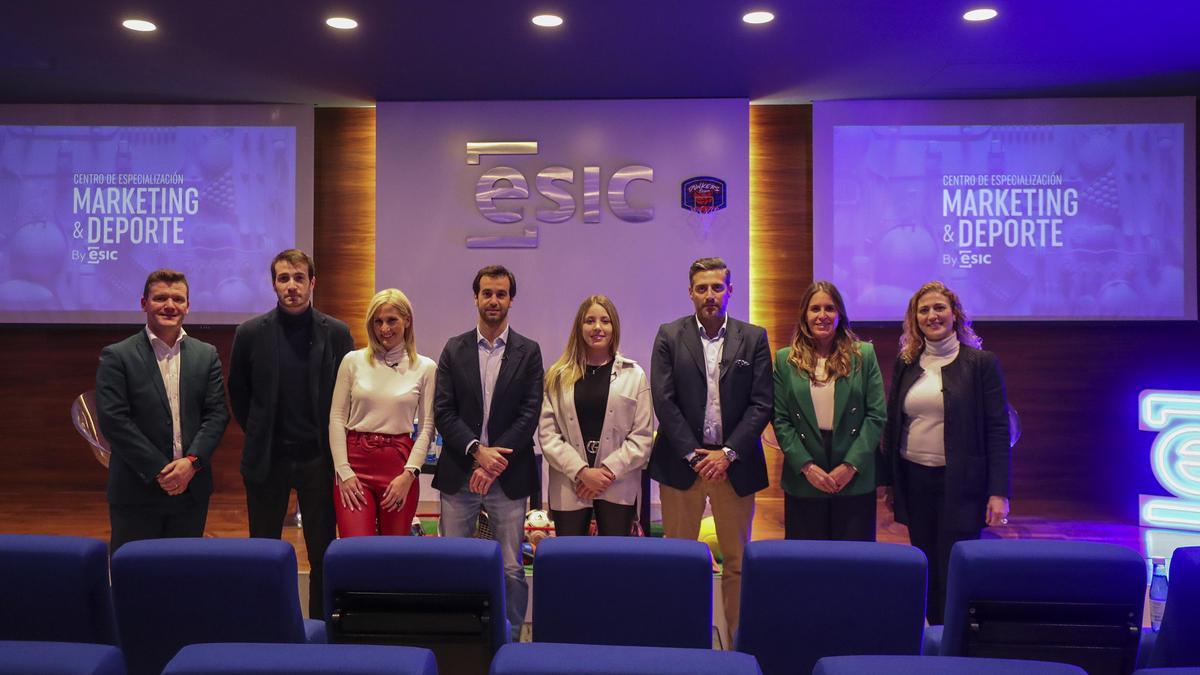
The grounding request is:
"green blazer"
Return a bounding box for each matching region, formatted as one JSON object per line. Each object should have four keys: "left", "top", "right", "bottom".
{"left": 772, "top": 342, "right": 886, "bottom": 498}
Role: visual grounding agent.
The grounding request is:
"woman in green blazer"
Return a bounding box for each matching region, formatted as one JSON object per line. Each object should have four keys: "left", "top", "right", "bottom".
{"left": 773, "top": 281, "right": 886, "bottom": 541}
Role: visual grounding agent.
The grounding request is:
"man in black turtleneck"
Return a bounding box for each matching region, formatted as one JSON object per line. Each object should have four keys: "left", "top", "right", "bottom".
{"left": 229, "top": 249, "right": 354, "bottom": 618}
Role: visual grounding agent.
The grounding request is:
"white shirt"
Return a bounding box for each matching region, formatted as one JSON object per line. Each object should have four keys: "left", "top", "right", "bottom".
{"left": 476, "top": 326, "right": 509, "bottom": 449}
{"left": 146, "top": 326, "right": 185, "bottom": 460}
{"left": 328, "top": 346, "right": 437, "bottom": 482}
{"left": 696, "top": 315, "right": 727, "bottom": 446}
{"left": 901, "top": 333, "right": 960, "bottom": 467}
{"left": 810, "top": 358, "right": 836, "bottom": 432}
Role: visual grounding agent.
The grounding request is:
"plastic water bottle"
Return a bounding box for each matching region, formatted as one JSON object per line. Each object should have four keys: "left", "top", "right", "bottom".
{"left": 1149, "top": 557, "right": 1169, "bottom": 632}
{"left": 427, "top": 432, "right": 443, "bottom": 465}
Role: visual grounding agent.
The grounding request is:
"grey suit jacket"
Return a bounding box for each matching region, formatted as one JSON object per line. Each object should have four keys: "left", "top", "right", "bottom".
{"left": 96, "top": 330, "right": 229, "bottom": 505}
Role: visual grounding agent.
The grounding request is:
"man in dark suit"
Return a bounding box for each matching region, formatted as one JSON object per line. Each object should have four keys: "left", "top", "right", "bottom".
{"left": 433, "top": 264, "right": 543, "bottom": 641}
{"left": 96, "top": 269, "right": 229, "bottom": 553}
{"left": 649, "top": 257, "right": 773, "bottom": 639}
{"left": 228, "top": 249, "right": 354, "bottom": 618}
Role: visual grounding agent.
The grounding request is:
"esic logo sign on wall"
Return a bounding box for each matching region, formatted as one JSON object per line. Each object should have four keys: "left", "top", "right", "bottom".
{"left": 466, "top": 141, "right": 654, "bottom": 248}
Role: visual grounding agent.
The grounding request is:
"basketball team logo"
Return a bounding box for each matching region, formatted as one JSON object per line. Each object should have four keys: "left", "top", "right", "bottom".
{"left": 681, "top": 176, "right": 727, "bottom": 236}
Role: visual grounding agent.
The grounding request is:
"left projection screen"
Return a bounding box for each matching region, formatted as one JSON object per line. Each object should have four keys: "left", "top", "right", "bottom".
{"left": 0, "top": 105, "right": 314, "bottom": 325}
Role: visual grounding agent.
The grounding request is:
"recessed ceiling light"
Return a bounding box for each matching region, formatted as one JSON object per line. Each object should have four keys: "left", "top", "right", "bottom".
{"left": 122, "top": 19, "right": 156, "bottom": 32}
{"left": 326, "top": 17, "right": 358, "bottom": 30}
{"left": 532, "top": 14, "right": 564, "bottom": 28}
{"left": 963, "top": 8, "right": 998, "bottom": 21}
{"left": 742, "top": 10, "right": 775, "bottom": 25}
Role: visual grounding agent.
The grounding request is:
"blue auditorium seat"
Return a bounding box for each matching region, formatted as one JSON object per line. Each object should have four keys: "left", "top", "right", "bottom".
{"left": 111, "top": 538, "right": 323, "bottom": 675}
{"left": 735, "top": 540, "right": 927, "bottom": 675}
{"left": 0, "top": 640, "right": 126, "bottom": 675}
{"left": 1134, "top": 669, "right": 1200, "bottom": 675}
{"left": 939, "top": 539, "right": 1145, "bottom": 673}
{"left": 0, "top": 534, "right": 116, "bottom": 644}
{"left": 531, "top": 537, "right": 712, "bottom": 648}
{"left": 813, "top": 654, "right": 1086, "bottom": 674}
{"left": 489, "top": 642, "right": 762, "bottom": 674}
{"left": 1145, "top": 547, "right": 1200, "bottom": 668}
{"left": 162, "top": 642, "right": 437, "bottom": 674}
{"left": 323, "top": 536, "right": 507, "bottom": 673}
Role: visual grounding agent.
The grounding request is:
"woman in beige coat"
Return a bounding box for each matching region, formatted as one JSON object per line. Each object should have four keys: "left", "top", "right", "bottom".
{"left": 538, "top": 295, "right": 654, "bottom": 536}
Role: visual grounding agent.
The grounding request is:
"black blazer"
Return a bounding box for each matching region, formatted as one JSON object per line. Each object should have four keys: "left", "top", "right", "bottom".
{"left": 881, "top": 344, "right": 1011, "bottom": 533}
{"left": 228, "top": 307, "right": 354, "bottom": 483}
{"left": 96, "top": 330, "right": 229, "bottom": 506}
{"left": 648, "top": 315, "right": 772, "bottom": 497}
{"left": 432, "top": 328, "right": 544, "bottom": 499}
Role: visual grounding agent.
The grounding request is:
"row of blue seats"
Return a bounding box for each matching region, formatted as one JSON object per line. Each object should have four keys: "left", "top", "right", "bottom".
{"left": 1, "top": 534, "right": 1198, "bottom": 674}
{"left": 13, "top": 640, "right": 1193, "bottom": 674}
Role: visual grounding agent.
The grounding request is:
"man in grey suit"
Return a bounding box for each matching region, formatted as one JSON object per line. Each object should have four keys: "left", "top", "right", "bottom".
{"left": 649, "top": 257, "right": 772, "bottom": 639}
{"left": 228, "top": 249, "right": 353, "bottom": 618}
{"left": 96, "top": 269, "right": 229, "bottom": 553}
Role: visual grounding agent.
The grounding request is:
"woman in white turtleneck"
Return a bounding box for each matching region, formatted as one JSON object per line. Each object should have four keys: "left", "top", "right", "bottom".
{"left": 881, "top": 281, "right": 1011, "bottom": 625}
{"left": 329, "top": 288, "right": 436, "bottom": 536}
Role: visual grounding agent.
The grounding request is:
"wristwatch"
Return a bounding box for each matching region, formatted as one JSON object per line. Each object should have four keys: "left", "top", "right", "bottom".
{"left": 407, "top": 466, "right": 421, "bottom": 477}
{"left": 722, "top": 448, "right": 738, "bottom": 462}
{"left": 688, "top": 454, "right": 704, "bottom": 469}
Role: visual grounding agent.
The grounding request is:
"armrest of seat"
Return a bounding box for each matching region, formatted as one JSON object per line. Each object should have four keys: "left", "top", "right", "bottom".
{"left": 304, "top": 618, "right": 327, "bottom": 644}
{"left": 922, "top": 625, "right": 944, "bottom": 655}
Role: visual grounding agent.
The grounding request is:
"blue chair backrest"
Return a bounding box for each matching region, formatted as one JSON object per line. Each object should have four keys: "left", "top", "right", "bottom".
{"left": 1148, "top": 546, "right": 1200, "bottom": 668}
{"left": 735, "top": 540, "right": 927, "bottom": 675}
{"left": 0, "top": 534, "right": 116, "bottom": 645}
{"left": 111, "top": 538, "right": 307, "bottom": 675}
{"left": 324, "top": 536, "right": 508, "bottom": 652}
{"left": 941, "top": 540, "right": 1146, "bottom": 657}
{"left": 0, "top": 640, "right": 127, "bottom": 675}
{"left": 490, "top": 642, "right": 763, "bottom": 675}
{"left": 163, "top": 642, "right": 437, "bottom": 675}
{"left": 532, "top": 537, "right": 712, "bottom": 649}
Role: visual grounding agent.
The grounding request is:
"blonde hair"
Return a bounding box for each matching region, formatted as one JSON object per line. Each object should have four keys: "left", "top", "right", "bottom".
{"left": 545, "top": 295, "right": 621, "bottom": 394}
{"left": 787, "top": 281, "right": 862, "bottom": 382}
{"left": 899, "top": 281, "right": 982, "bottom": 364}
{"left": 364, "top": 288, "right": 417, "bottom": 366}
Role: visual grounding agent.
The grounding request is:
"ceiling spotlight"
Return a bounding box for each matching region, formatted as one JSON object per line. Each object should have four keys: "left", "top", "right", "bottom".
{"left": 326, "top": 17, "right": 358, "bottom": 30}
{"left": 532, "top": 14, "right": 564, "bottom": 27}
{"left": 742, "top": 10, "right": 775, "bottom": 25}
{"left": 122, "top": 19, "right": 157, "bottom": 32}
{"left": 963, "top": 8, "right": 998, "bottom": 21}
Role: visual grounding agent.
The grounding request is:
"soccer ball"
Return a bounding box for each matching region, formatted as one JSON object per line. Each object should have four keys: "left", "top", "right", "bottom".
{"left": 524, "top": 509, "right": 555, "bottom": 551}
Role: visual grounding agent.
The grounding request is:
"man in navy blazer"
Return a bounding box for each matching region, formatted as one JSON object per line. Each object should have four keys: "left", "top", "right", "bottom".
{"left": 96, "top": 269, "right": 229, "bottom": 553}
{"left": 228, "top": 249, "right": 354, "bottom": 618}
{"left": 649, "top": 257, "right": 772, "bottom": 639}
{"left": 433, "top": 265, "right": 544, "bottom": 641}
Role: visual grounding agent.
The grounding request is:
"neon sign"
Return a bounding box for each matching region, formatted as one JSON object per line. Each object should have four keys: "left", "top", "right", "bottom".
{"left": 1139, "top": 390, "right": 1200, "bottom": 561}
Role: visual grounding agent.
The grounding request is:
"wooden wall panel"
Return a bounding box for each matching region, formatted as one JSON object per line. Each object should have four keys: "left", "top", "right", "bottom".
{"left": 313, "top": 107, "right": 375, "bottom": 344}
{"left": 0, "top": 108, "right": 377, "bottom": 496}
{"left": 750, "top": 105, "right": 812, "bottom": 499}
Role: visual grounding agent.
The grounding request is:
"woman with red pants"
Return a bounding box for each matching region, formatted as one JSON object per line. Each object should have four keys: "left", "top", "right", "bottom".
{"left": 329, "top": 288, "right": 436, "bottom": 536}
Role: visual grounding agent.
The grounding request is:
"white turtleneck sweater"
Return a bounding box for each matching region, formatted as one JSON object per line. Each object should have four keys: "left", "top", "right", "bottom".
{"left": 329, "top": 346, "right": 437, "bottom": 482}
{"left": 900, "top": 333, "right": 960, "bottom": 468}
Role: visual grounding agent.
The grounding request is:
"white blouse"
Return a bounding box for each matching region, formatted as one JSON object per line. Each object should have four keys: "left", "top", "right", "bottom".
{"left": 809, "top": 358, "right": 836, "bottom": 432}
{"left": 901, "top": 333, "right": 960, "bottom": 467}
{"left": 328, "top": 346, "right": 437, "bottom": 482}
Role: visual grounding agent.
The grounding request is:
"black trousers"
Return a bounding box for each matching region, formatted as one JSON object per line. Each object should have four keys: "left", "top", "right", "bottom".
{"left": 784, "top": 491, "right": 876, "bottom": 541}
{"left": 784, "top": 429, "right": 876, "bottom": 542}
{"left": 901, "top": 459, "right": 980, "bottom": 625}
{"left": 109, "top": 498, "right": 209, "bottom": 554}
{"left": 552, "top": 500, "right": 637, "bottom": 537}
{"left": 245, "top": 454, "right": 337, "bottom": 619}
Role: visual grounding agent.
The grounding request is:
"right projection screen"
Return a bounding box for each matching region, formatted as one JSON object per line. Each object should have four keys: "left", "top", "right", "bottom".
{"left": 812, "top": 97, "right": 1196, "bottom": 321}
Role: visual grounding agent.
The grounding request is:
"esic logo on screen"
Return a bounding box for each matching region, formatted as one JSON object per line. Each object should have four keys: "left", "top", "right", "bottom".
{"left": 466, "top": 141, "right": 653, "bottom": 249}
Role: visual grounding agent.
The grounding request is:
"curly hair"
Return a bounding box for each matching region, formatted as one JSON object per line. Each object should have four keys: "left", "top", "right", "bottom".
{"left": 898, "top": 281, "right": 982, "bottom": 364}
